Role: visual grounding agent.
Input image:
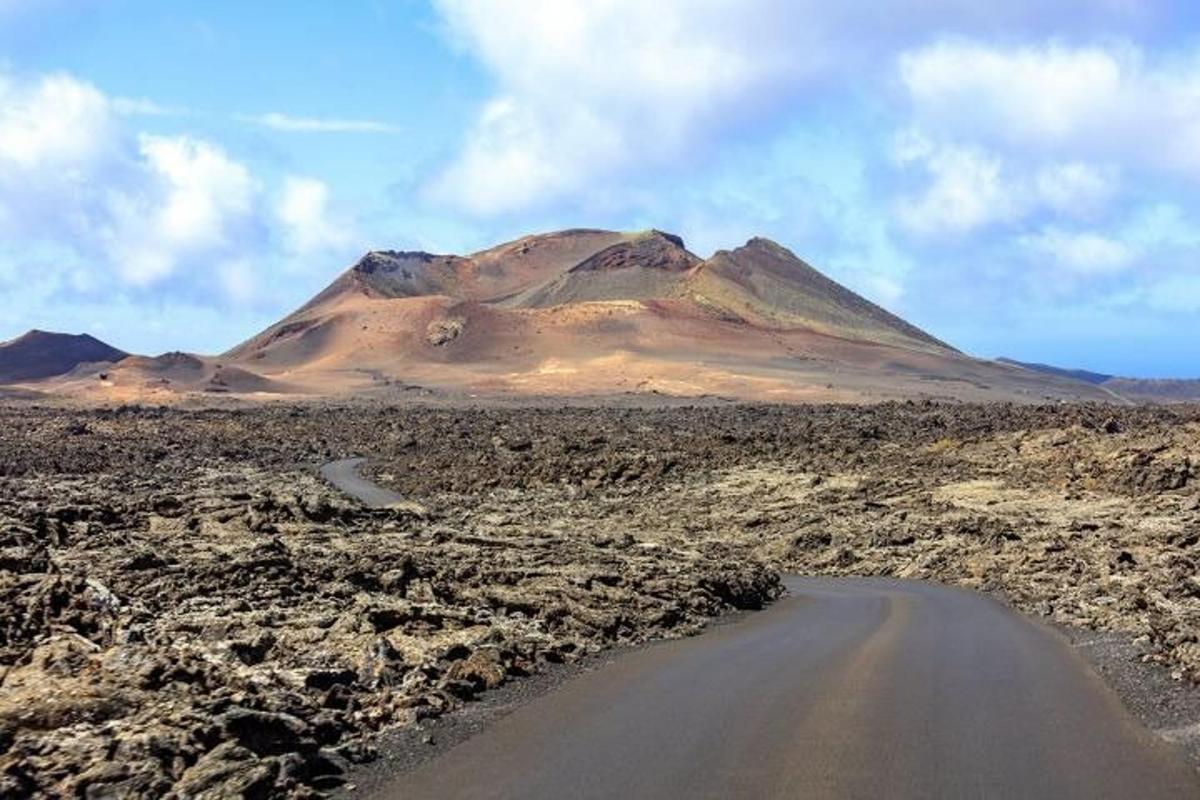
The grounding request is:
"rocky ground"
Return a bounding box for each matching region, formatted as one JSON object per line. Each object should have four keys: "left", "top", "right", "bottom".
{"left": 0, "top": 401, "right": 1197, "bottom": 797}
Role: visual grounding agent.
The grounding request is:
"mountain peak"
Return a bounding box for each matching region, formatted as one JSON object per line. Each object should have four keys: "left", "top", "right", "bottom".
{"left": 696, "top": 236, "right": 954, "bottom": 352}
{"left": 353, "top": 250, "right": 443, "bottom": 275}
{"left": 569, "top": 231, "right": 698, "bottom": 274}
{"left": 12, "top": 329, "right": 109, "bottom": 347}
{"left": 222, "top": 226, "right": 989, "bottom": 399}
{"left": 744, "top": 236, "right": 780, "bottom": 249}
{"left": 647, "top": 229, "right": 686, "bottom": 250}
{"left": 346, "top": 250, "right": 469, "bottom": 299}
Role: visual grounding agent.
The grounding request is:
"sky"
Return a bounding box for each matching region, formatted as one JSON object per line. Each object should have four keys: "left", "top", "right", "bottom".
{"left": 1, "top": 1, "right": 1198, "bottom": 377}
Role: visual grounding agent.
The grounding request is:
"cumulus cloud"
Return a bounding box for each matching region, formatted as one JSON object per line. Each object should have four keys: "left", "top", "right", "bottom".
{"left": 427, "top": 0, "right": 1155, "bottom": 216}
{"left": 892, "top": 136, "right": 1017, "bottom": 236}
{"left": 0, "top": 72, "right": 259, "bottom": 294}
{"left": 0, "top": 70, "right": 136, "bottom": 258}
{"left": 890, "top": 35, "right": 1200, "bottom": 330}
{"left": 900, "top": 42, "right": 1130, "bottom": 145}
{"left": 891, "top": 131, "right": 1117, "bottom": 236}
{"left": 0, "top": 67, "right": 358, "bottom": 307}
{"left": 427, "top": 0, "right": 818, "bottom": 214}
{"left": 898, "top": 40, "right": 1200, "bottom": 178}
{"left": 276, "top": 176, "right": 355, "bottom": 255}
{"left": 0, "top": 71, "right": 116, "bottom": 170}
{"left": 101, "top": 135, "right": 259, "bottom": 285}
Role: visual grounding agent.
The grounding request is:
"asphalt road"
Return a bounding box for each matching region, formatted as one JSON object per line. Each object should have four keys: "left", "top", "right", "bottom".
{"left": 319, "top": 457, "right": 407, "bottom": 508}
{"left": 372, "top": 577, "right": 1200, "bottom": 800}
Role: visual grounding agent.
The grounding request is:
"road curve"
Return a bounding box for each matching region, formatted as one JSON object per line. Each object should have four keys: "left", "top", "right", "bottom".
{"left": 319, "top": 457, "right": 407, "bottom": 508}
{"left": 372, "top": 577, "right": 1200, "bottom": 800}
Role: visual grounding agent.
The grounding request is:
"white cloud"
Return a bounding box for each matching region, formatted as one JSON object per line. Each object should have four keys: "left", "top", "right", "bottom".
{"left": 893, "top": 136, "right": 1017, "bottom": 236}
{"left": 245, "top": 112, "right": 400, "bottom": 133}
{"left": 0, "top": 67, "right": 357, "bottom": 306}
{"left": 0, "top": 70, "right": 132, "bottom": 250}
{"left": 428, "top": 0, "right": 834, "bottom": 215}
{"left": 112, "top": 97, "right": 181, "bottom": 117}
{"left": 898, "top": 40, "right": 1200, "bottom": 178}
{"left": 217, "top": 259, "right": 257, "bottom": 305}
{"left": 427, "top": 0, "right": 1153, "bottom": 217}
{"left": 143, "top": 135, "right": 255, "bottom": 246}
{"left": 1022, "top": 227, "right": 1136, "bottom": 275}
{"left": 891, "top": 35, "right": 1200, "bottom": 326}
{"left": 1123, "top": 202, "right": 1200, "bottom": 249}
{"left": 0, "top": 71, "right": 116, "bottom": 170}
{"left": 900, "top": 42, "right": 1128, "bottom": 145}
{"left": 102, "top": 135, "right": 259, "bottom": 286}
{"left": 276, "top": 176, "right": 353, "bottom": 255}
{"left": 1034, "top": 162, "right": 1118, "bottom": 217}
{"left": 893, "top": 130, "right": 1122, "bottom": 236}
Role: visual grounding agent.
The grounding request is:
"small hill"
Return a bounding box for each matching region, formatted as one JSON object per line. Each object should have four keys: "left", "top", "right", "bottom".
{"left": 1001, "top": 358, "right": 1200, "bottom": 403}
{"left": 0, "top": 330, "right": 127, "bottom": 383}
{"left": 1104, "top": 378, "right": 1200, "bottom": 403}
{"left": 996, "top": 358, "right": 1111, "bottom": 386}
{"left": 41, "top": 350, "right": 295, "bottom": 402}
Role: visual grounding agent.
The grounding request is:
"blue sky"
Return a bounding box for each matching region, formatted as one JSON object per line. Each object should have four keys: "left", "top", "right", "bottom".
{"left": 1, "top": 1, "right": 1198, "bottom": 376}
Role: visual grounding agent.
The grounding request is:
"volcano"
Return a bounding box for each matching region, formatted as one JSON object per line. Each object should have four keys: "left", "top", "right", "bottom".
{"left": 216, "top": 229, "right": 1110, "bottom": 403}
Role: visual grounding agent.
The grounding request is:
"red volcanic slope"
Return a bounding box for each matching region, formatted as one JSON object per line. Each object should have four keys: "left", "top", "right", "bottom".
{"left": 216, "top": 228, "right": 1113, "bottom": 403}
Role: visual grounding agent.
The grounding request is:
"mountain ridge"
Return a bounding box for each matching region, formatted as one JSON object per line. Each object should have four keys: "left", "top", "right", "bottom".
{"left": 209, "top": 228, "right": 1109, "bottom": 403}
{"left": 230, "top": 229, "right": 948, "bottom": 360}
{"left": 999, "top": 357, "right": 1200, "bottom": 403}
{"left": 1, "top": 229, "right": 1145, "bottom": 404}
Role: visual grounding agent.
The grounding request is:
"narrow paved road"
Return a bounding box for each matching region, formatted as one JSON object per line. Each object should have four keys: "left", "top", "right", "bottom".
{"left": 374, "top": 578, "right": 1199, "bottom": 800}
{"left": 319, "top": 457, "right": 407, "bottom": 508}
{"left": 320, "top": 464, "right": 1198, "bottom": 798}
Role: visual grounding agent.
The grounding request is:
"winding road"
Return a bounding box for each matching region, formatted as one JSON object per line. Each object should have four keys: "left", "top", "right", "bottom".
{"left": 320, "top": 457, "right": 407, "bottom": 508}
{"left": 322, "top": 461, "right": 1200, "bottom": 799}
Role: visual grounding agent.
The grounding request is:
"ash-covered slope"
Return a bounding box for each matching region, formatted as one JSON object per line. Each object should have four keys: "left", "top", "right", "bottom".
{"left": 510, "top": 231, "right": 702, "bottom": 309}
{"left": 299, "top": 229, "right": 629, "bottom": 309}
{"left": 691, "top": 239, "right": 953, "bottom": 352}
{"left": 214, "top": 228, "right": 1112, "bottom": 403}
{"left": 229, "top": 228, "right": 949, "bottom": 361}
{"left": 0, "top": 330, "right": 127, "bottom": 383}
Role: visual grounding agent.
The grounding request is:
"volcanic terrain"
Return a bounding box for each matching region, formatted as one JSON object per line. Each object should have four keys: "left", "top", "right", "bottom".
{"left": 224, "top": 229, "right": 1109, "bottom": 403}
{"left": 1, "top": 402, "right": 1199, "bottom": 798}
{"left": 3, "top": 229, "right": 1125, "bottom": 403}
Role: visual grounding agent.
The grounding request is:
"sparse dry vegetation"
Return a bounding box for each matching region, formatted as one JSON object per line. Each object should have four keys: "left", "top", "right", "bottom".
{"left": 0, "top": 401, "right": 1197, "bottom": 797}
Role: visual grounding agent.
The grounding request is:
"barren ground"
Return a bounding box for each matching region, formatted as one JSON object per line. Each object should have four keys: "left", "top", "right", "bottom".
{"left": 1, "top": 402, "right": 1198, "bottom": 798}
